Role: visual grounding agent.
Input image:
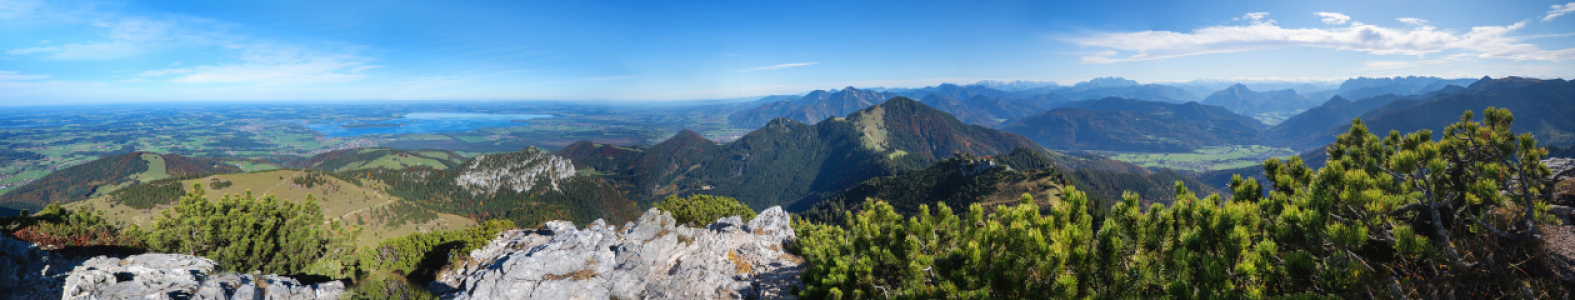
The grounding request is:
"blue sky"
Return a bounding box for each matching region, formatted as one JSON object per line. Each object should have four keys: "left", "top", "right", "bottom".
{"left": 1, "top": 0, "right": 1572, "bottom": 104}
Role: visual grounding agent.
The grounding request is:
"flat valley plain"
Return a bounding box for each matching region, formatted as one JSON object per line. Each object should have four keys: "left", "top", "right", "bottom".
{"left": 1104, "top": 145, "right": 1298, "bottom": 172}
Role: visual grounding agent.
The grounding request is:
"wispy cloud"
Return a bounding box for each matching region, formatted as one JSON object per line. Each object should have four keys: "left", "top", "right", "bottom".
{"left": 7, "top": 16, "right": 225, "bottom": 61}
{"left": 1546, "top": 2, "right": 1575, "bottom": 21}
{"left": 5, "top": 1, "right": 379, "bottom": 87}
{"left": 141, "top": 44, "right": 379, "bottom": 85}
{"left": 1396, "top": 17, "right": 1429, "bottom": 27}
{"left": 0, "top": 70, "right": 49, "bottom": 81}
{"left": 0, "top": 0, "right": 41, "bottom": 20}
{"left": 1315, "top": 12, "right": 1350, "bottom": 25}
{"left": 1070, "top": 12, "right": 1575, "bottom": 64}
{"left": 737, "top": 62, "right": 818, "bottom": 72}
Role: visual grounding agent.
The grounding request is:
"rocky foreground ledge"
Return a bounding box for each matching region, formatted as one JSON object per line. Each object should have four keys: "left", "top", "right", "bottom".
{"left": 431, "top": 206, "right": 804, "bottom": 300}
{"left": 0, "top": 237, "right": 343, "bottom": 300}
{"left": 60, "top": 255, "right": 343, "bottom": 300}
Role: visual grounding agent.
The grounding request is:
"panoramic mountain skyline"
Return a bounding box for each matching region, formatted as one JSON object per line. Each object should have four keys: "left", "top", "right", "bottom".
{"left": 2, "top": 0, "right": 1573, "bottom": 104}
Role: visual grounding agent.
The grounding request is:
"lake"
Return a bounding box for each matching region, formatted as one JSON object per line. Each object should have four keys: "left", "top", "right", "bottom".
{"left": 296, "top": 112, "right": 552, "bottom": 138}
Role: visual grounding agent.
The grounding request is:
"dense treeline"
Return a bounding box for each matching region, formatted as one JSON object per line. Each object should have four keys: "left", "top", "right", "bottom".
{"left": 1550, "top": 144, "right": 1575, "bottom": 158}
{"left": 107, "top": 175, "right": 207, "bottom": 209}
{"left": 0, "top": 149, "right": 42, "bottom": 163}
{"left": 794, "top": 109, "right": 1574, "bottom": 298}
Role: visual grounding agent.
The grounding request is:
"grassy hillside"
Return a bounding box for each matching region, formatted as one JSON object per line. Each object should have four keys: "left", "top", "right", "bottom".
{"left": 298, "top": 148, "right": 467, "bottom": 172}
{"left": 1106, "top": 145, "right": 1297, "bottom": 172}
{"left": 67, "top": 169, "right": 476, "bottom": 247}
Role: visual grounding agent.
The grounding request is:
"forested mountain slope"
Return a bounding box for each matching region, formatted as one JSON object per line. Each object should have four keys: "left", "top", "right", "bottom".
{"left": 564, "top": 97, "right": 1083, "bottom": 210}
{"left": 797, "top": 147, "right": 1216, "bottom": 226}
{"left": 1000, "top": 98, "right": 1266, "bottom": 152}
{"left": 0, "top": 152, "right": 239, "bottom": 211}
{"left": 349, "top": 147, "right": 642, "bottom": 227}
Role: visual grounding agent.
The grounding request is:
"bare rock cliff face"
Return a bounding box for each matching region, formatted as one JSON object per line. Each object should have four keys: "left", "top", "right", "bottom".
{"left": 454, "top": 147, "right": 577, "bottom": 196}
{"left": 431, "top": 206, "right": 803, "bottom": 300}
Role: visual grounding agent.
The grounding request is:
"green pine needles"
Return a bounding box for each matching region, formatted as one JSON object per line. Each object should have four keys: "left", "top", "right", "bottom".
{"left": 656, "top": 194, "right": 756, "bottom": 226}
{"left": 795, "top": 108, "right": 1573, "bottom": 299}
{"left": 145, "top": 184, "right": 349, "bottom": 275}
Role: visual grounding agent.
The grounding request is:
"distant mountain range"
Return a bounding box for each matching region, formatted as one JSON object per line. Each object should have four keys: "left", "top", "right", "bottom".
{"left": 1000, "top": 98, "right": 1266, "bottom": 152}
{"left": 1274, "top": 77, "right": 1575, "bottom": 151}
{"left": 970, "top": 80, "right": 1060, "bottom": 91}
{"left": 1301, "top": 76, "right": 1477, "bottom": 105}
{"left": 727, "top": 87, "right": 902, "bottom": 129}
{"left": 1201, "top": 84, "right": 1317, "bottom": 115}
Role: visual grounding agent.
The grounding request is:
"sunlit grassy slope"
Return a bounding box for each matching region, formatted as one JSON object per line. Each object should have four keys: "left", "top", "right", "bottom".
{"left": 68, "top": 169, "right": 475, "bottom": 247}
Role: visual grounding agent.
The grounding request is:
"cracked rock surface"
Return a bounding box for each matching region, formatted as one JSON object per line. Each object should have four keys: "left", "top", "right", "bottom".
{"left": 60, "top": 254, "right": 343, "bottom": 300}
{"left": 432, "top": 206, "right": 803, "bottom": 300}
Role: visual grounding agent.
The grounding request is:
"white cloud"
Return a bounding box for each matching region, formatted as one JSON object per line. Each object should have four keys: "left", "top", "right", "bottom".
{"left": 1231, "top": 12, "right": 1275, "bottom": 26}
{"left": 137, "top": 69, "right": 192, "bottom": 77}
{"left": 6, "top": 17, "right": 203, "bottom": 60}
{"left": 1070, "top": 13, "right": 1575, "bottom": 64}
{"left": 1314, "top": 12, "right": 1350, "bottom": 25}
{"left": 1362, "top": 60, "right": 1418, "bottom": 70}
{"left": 6, "top": 46, "right": 58, "bottom": 55}
{"left": 1546, "top": 2, "right": 1575, "bottom": 21}
{"left": 0, "top": 0, "right": 40, "bottom": 20}
{"left": 1396, "top": 17, "right": 1429, "bottom": 26}
{"left": 737, "top": 62, "right": 818, "bottom": 72}
{"left": 1096, "top": 50, "right": 1117, "bottom": 56}
{"left": 0, "top": 70, "right": 49, "bottom": 81}
{"left": 153, "top": 44, "right": 379, "bottom": 85}
{"left": 1236, "top": 12, "right": 1268, "bottom": 21}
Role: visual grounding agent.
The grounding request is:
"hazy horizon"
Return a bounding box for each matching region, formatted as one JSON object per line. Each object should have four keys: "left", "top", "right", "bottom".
{"left": 3, "top": 0, "right": 1573, "bottom": 104}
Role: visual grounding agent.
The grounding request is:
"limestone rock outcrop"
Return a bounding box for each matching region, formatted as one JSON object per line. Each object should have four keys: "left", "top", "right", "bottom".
{"left": 60, "top": 254, "right": 343, "bottom": 300}
{"left": 432, "top": 206, "right": 803, "bottom": 300}
{"left": 455, "top": 147, "right": 578, "bottom": 196}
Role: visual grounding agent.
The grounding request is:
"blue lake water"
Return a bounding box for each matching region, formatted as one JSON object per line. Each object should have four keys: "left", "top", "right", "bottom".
{"left": 296, "top": 112, "right": 552, "bottom": 138}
